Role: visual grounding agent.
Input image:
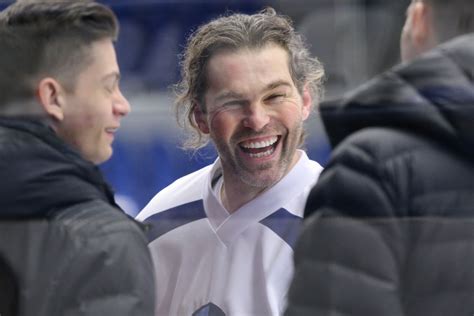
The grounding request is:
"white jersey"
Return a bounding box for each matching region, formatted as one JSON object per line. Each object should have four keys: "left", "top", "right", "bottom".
{"left": 137, "top": 150, "right": 323, "bottom": 316}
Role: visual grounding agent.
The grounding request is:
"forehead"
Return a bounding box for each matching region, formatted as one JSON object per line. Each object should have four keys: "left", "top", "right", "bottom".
{"left": 74, "top": 39, "right": 118, "bottom": 80}
{"left": 205, "top": 44, "right": 292, "bottom": 92}
{"left": 84, "top": 38, "right": 117, "bottom": 69}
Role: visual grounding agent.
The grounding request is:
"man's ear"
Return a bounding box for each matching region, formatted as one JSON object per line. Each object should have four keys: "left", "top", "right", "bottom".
{"left": 193, "top": 103, "right": 210, "bottom": 134}
{"left": 36, "top": 77, "right": 65, "bottom": 121}
{"left": 410, "top": 0, "right": 435, "bottom": 49}
{"left": 301, "top": 84, "right": 312, "bottom": 121}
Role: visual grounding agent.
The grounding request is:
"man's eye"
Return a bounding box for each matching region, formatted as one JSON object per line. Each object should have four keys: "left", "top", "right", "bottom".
{"left": 267, "top": 94, "right": 285, "bottom": 102}
{"left": 270, "top": 94, "right": 284, "bottom": 98}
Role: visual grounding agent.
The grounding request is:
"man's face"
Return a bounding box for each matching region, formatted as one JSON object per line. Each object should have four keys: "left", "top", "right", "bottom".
{"left": 401, "top": 1, "right": 418, "bottom": 62}
{"left": 198, "top": 44, "right": 311, "bottom": 189}
{"left": 55, "top": 39, "right": 130, "bottom": 164}
{"left": 400, "top": 0, "right": 436, "bottom": 62}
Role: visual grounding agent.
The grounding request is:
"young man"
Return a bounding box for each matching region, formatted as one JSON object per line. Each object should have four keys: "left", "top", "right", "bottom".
{"left": 286, "top": 0, "right": 474, "bottom": 315}
{"left": 0, "top": 1, "right": 154, "bottom": 315}
{"left": 136, "top": 8, "right": 325, "bottom": 315}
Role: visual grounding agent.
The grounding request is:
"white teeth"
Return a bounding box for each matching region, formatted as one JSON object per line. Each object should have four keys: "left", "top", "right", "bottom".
{"left": 248, "top": 147, "right": 275, "bottom": 158}
{"left": 242, "top": 136, "right": 278, "bottom": 149}
{"left": 106, "top": 128, "right": 117, "bottom": 133}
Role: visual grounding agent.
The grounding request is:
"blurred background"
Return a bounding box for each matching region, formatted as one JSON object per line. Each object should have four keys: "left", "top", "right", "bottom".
{"left": 0, "top": 0, "right": 411, "bottom": 215}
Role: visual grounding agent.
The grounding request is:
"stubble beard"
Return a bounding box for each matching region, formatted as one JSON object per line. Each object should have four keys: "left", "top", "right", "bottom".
{"left": 216, "top": 122, "right": 303, "bottom": 190}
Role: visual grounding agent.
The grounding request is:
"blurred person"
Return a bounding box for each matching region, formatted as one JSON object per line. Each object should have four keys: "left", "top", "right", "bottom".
{"left": 136, "top": 8, "right": 324, "bottom": 315}
{"left": 286, "top": 0, "right": 474, "bottom": 315}
{"left": 0, "top": 1, "right": 154, "bottom": 315}
{"left": 0, "top": 257, "right": 17, "bottom": 316}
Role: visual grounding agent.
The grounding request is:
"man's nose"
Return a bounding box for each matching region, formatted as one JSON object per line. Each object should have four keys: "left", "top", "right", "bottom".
{"left": 242, "top": 102, "right": 270, "bottom": 131}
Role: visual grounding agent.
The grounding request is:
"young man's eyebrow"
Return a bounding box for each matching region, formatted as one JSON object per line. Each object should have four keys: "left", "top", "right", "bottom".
{"left": 102, "top": 71, "right": 121, "bottom": 83}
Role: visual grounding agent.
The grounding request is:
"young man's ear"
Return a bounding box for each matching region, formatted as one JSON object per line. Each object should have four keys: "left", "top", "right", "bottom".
{"left": 193, "top": 103, "right": 210, "bottom": 134}
{"left": 36, "top": 77, "right": 65, "bottom": 121}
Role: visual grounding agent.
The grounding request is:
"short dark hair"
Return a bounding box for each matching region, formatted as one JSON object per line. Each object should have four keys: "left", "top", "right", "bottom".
{"left": 423, "top": 0, "right": 474, "bottom": 42}
{"left": 174, "top": 7, "right": 325, "bottom": 149}
{"left": 0, "top": 0, "right": 118, "bottom": 106}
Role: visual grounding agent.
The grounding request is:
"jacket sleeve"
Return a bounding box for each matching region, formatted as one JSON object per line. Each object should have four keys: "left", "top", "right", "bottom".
{"left": 52, "top": 207, "right": 155, "bottom": 316}
{"left": 286, "top": 134, "right": 407, "bottom": 316}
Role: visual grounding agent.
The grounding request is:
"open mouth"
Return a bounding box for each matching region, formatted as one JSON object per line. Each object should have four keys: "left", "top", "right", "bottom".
{"left": 239, "top": 136, "right": 280, "bottom": 158}
{"left": 105, "top": 127, "right": 118, "bottom": 133}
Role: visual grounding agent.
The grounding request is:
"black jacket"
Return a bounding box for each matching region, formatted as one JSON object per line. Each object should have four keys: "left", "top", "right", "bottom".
{"left": 286, "top": 34, "right": 474, "bottom": 316}
{"left": 0, "top": 118, "right": 155, "bottom": 315}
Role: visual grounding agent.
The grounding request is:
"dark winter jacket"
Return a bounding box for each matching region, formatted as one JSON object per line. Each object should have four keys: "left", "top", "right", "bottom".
{"left": 0, "top": 117, "right": 155, "bottom": 316}
{"left": 286, "top": 34, "right": 474, "bottom": 316}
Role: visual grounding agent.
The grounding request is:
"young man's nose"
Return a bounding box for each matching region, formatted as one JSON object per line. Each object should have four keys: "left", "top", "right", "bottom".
{"left": 114, "top": 89, "right": 131, "bottom": 116}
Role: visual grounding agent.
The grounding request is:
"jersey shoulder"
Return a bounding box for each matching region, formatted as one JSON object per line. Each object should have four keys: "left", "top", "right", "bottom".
{"left": 136, "top": 164, "right": 213, "bottom": 221}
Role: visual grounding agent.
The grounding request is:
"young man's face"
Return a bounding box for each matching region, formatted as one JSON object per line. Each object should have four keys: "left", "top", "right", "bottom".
{"left": 197, "top": 44, "right": 312, "bottom": 188}
{"left": 55, "top": 38, "right": 130, "bottom": 164}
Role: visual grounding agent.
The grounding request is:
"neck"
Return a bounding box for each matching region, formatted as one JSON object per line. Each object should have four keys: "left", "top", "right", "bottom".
{"left": 219, "top": 150, "right": 302, "bottom": 213}
{"left": 220, "top": 178, "right": 267, "bottom": 214}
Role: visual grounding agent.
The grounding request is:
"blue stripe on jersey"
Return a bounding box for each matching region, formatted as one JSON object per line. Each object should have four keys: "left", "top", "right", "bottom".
{"left": 143, "top": 200, "right": 206, "bottom": 243}
{"left": 192, "top": 303, "right": 225, "bottom": 316}
{"left": 260, "top": 208, "right": 303, "bottom": 250}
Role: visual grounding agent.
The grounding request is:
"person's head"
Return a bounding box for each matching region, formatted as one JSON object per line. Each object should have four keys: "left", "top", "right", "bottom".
{"left": 401, "top": 0, "right": 474, "bottom": 62}
{"left": 175, "top": 7, "right": 324, "bottom": 188}
{"left": 0, "top": 0, "right": 130, "bottom": 164}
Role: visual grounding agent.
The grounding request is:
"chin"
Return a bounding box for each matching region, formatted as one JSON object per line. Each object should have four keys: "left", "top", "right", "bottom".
{"left": 91, "top": 149, "right": 113, "bottom": 165}
{"left": 100, "top": 152, "right": 113, "bottom": 164}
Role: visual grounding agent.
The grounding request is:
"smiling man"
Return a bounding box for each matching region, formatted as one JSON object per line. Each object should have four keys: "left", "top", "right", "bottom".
{"left": 0, "top": 1, "right": 154, "bottom": 315}
{"left": 136, "top": 8, "right": 324, "bottom": 316}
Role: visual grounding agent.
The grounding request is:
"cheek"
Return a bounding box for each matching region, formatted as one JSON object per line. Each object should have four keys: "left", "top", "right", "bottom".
{"left": 68, "top": 113, "right": 104, "bottom": 150}
{"left": 70, "top": 114, "right": 99, "bottom": 138}
{"left": 83, "top": 113, "right": 97, "bottom": 128}
{"left": 279, "top": 101, "right": 305, "bottom": 124}
{"left": 209, "top": 110, "right": 240, "bottom": 137}
{"left": 83, "top": 101, "right": 110, "bottom": 131}
{"left": 66, "top": 98, "right": 101, "bottom": 128}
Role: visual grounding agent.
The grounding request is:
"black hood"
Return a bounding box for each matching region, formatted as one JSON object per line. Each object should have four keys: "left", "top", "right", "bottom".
{"left": 321, "top": 33, "right": 474, "bottom": 157}
{"left": 0, "top": 117, "right": 118, "bottom": 218}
